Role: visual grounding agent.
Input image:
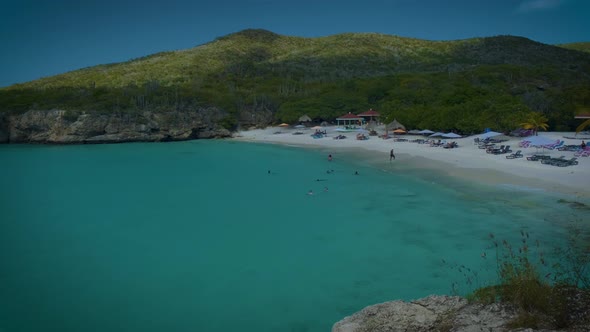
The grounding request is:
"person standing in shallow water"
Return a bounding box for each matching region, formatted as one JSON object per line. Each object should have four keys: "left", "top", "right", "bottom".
{"left": 390, "top": 148, "right": 395, "bottom": 161}
{"left": 328, "top": 154, "right": 333, "bottom": 161}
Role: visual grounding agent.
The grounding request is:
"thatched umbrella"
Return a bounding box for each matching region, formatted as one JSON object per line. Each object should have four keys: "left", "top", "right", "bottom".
{"left": 385, "top": 119, "right": 406, "bottom": 137}
{"left": 386, "top": 119, "right": 406, "bottom": 130}
{"left": 298, "top": 114, "right": 312, "bottom": 123}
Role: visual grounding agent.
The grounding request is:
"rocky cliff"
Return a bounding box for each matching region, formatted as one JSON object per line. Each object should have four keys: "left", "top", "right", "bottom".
{"left": 0, "top": 109, "right": 232, "bottom": 144}
{"left": 332, "top": 295, "right": 589, "bottom": 332}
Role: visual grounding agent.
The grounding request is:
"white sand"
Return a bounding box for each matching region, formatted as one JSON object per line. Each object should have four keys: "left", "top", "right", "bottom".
{"left": 231, "top": 126, "right": 590, "bottom": 199}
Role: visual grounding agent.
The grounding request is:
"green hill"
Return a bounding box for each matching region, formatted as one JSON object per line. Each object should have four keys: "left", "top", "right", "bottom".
{"left": 2, "top": 29, "right": 590, "bottom": 132}
{"left": 558, "top": 42, "right": 590, "bottom": 54}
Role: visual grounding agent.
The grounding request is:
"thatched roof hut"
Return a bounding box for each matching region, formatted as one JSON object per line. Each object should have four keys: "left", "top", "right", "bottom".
{"left": 386, "top": 119, "right": 406, "bottom": 130}
{"left": 298, "top": 114, "right": 312, "bottom": 122}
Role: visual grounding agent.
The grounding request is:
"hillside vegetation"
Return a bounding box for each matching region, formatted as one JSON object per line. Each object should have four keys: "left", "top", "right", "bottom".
{"left": 2, "top": 29, "right": 590, "bottom": 133}
{"left": 559, "top": 42, "right": 590, "bottom": 54}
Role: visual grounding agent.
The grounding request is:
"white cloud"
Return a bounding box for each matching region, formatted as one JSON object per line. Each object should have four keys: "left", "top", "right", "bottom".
{"left": 518, "top": 0, "right": 565, "bottom": 12}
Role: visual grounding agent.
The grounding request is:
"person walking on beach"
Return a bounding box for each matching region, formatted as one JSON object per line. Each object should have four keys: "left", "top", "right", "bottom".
{"left": 390, "top": 148, "right": 395, "bottom": 161}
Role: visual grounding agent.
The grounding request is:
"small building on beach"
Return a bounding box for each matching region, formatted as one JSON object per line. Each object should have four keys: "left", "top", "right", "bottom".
{"left": 336, "top": 112, "right": 364, "bottom": 128}
{"left": 357, "top": 109, "right": 381, "bottom": 124}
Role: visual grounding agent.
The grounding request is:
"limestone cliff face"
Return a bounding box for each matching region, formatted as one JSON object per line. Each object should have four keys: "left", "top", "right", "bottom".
{"left": 2, "top": 109, "right": 231, "bottom": 144}
{"left": 0, "top": 112, "right": 8, "bottom": 143}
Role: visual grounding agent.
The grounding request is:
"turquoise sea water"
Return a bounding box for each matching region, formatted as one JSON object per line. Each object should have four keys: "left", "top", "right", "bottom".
{"left": 1, "top": 140, "right": 588, "bottom": 332}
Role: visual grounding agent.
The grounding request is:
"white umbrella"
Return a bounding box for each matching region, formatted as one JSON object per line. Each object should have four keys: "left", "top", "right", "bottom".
{"left": 429, "top": 132, "right": 445, "bottom": 137}
{"left": 419, "top": 129, "right": 434, "bottom": 134}
{"left": 442, "top": 133, "right": 462, "bottom": 138}
{"left": 477, "top": 131, "right": 503, "bottom": 139}
{"left": 521, "top": 136, "right": 557, "bottom": 147}
{"left": 294, "top": 124, "right": 306, "bottom": 129}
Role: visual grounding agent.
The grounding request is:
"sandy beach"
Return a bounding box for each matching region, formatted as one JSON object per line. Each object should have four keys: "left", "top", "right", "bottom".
{"left": 232, "top": 126, "right": 590, "bottom": 199}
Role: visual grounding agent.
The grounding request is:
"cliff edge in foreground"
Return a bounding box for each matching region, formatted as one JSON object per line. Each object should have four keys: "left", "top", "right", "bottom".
{"left": 332, "top": 295, "right": 589, "bottom": 332}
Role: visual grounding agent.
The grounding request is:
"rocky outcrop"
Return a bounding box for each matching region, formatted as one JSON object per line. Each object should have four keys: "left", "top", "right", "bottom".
{"left": 4, "top": 109, "right": 231, "bottom": 144}
{"left": 332, "top": 295, "right": 587, "bottom": 332}
{"left": 0, "top": 112, "right": 9, "bottom": 143}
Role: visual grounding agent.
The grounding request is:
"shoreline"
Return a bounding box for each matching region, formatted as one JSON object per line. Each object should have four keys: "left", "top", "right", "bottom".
{"left": 231, "top": 126, "right": 590, "bottom": 201}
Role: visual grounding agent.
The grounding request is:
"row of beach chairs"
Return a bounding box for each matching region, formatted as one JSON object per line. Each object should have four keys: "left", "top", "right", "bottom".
{"left": 527, "top": 155, "right": 578, "bottom": 167}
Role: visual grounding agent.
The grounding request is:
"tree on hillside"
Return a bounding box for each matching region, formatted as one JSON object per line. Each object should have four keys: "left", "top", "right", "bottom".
{"left": 521, "top": 112, "right": 549, "bottom": 136}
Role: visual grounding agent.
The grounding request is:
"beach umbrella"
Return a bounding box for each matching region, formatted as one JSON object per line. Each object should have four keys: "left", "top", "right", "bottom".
{"left": 294, "top": 124, "right": 306, "bottom": 129}
{"left": 442, "top": 133, "right": 462, "bottom": 138}
{"left": 477, "top": 131, "right": 502, "bottom": 139}
{"left": 407, "top": 129, "right": 422, "bottom": 134}
{"left": 521, "top": 135, "right": 557, "bottom": 147}
{"left": 521, "top": 135, "right": 559, "bottom": 153}
{"left": 311, "top": 126, "right": 322, "bottom": 130}
{"left": 393, "top": 129, "right": 406, "bottom": 134}
{"left": 278, "top": 123, "right": 289, "bottom": 127}
{"left": 419, "top": 129, "right": 434, "bottom": 134}
{"left": 429, "top": 132, "right": 444, "bottom": 137}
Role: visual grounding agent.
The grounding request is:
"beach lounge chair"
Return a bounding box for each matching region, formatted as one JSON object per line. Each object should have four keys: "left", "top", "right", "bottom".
{"left": 492, "top": 145, "right": 511, "bottom": 154}
{"left": 553, "top": 157, "right": 578, "bottom": 167}
{"left": 489, "top": 145, "right": 511, "bottom": 154}
{"left": 526, "top": 154, "right": 550, "bottom": 161}
{"left": 505, "top": 150, "right": 523, "bottom": 159}
{"left": 487, "top": 145, "right": 504, "bottom": 154}
{"left": 574, "top": 147, "right": 590, "bottom": 157}
{"left": 541, "top": 156, "right": 565, "bottom": 165}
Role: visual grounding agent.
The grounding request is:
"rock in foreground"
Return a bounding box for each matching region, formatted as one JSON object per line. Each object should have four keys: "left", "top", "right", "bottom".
{"left": 332, "top": 295, "right": 588, "bottom": 332}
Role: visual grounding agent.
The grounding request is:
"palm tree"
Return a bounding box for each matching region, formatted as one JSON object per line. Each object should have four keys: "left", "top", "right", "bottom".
{"left": 575, "top": 109, "right": 590, "bottom": 135}
{"left": 520, "top": 112, "right": 549, "bottom": 136}
{"left": 576, "top": 119, "right": 590, "bottom": 134}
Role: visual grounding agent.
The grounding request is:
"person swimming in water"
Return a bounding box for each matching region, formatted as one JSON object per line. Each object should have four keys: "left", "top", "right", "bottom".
{"left": 307, "top": 190, "right": 314, "bottom": 195}
{"left": 328, "top": 154, "right": 332, "bottom": 161}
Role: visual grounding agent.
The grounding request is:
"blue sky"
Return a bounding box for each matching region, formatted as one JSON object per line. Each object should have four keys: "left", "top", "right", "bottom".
{"left": 1, "top": 0, "right": 588, "bottom": 87}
